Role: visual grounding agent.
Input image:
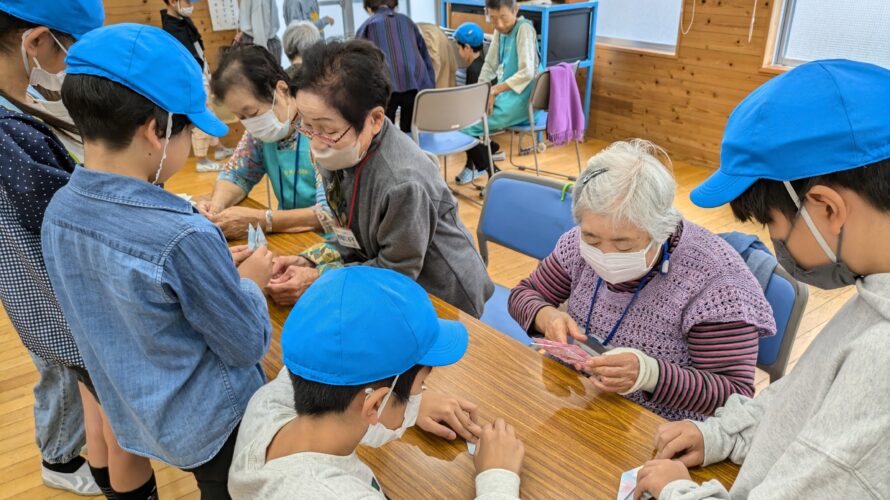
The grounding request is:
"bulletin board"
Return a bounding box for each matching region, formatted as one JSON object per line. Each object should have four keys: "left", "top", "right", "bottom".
{"left": 208, "top": 0, "right": 240, "bottom": 31}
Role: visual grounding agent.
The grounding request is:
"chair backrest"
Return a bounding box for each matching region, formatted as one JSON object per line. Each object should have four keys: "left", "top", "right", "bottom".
{"left": 411, "top": 82, "right": 490, "bottom": 141}
{"left": 757, "top": 265, "right": 809, "bottom": 382}
{"left": 477, "top": 171, "right": 576, "bottom": 264}
{"left": 528, "top": 62, "right": 579, "bottom": 113}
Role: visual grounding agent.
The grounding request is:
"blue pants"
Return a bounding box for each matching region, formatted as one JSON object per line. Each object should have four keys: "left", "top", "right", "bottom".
{"left": 29, "top": 352, "right": 86, "bottom": 464}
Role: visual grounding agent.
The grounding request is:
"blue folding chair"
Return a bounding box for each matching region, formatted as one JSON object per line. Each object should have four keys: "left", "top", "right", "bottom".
{"left": 758, "top": 265, "right": 809, "bottom": 382}
{"left": 477, "top": 172, "right": 577, "bottom": 344}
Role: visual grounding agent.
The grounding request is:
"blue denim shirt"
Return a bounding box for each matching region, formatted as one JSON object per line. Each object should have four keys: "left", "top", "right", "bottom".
{"left": 41, "top": 167, "right": 271, "bottom": 468}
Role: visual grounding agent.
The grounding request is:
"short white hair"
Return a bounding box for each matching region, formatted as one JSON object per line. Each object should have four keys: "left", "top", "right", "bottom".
{"left": 283, "top": 21, "right": 322, "bottom": 61}
{"left": 572, "top": 139, "right": 681, "bottom": 242}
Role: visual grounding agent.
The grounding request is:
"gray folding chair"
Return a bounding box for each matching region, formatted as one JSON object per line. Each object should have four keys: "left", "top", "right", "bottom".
{"left": 411, "top": 83, "right": 494, "bottom": 192}
{"left": 507, "top": 66, "right": 584, "bottom": 180}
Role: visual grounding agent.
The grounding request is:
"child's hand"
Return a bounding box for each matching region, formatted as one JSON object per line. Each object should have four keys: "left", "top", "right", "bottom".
{"left": 229, "top": 245, "right": 253, "bottom": 266}
{"left": 266, "top": 265, "right": 319, "bottom": 306}
{"left": 634, "top": 459, "right": 691, "bottom": 500}
{"left": 238, "top": 246, "right": 274, "bottom": 288}
{"left": 653, "top": 420, "right": 705, "bottom": 467}
{"left": 417, "top": 391, "right": 482, "bottom": 443}
{"left": 474, "top": 418, "right": 525, "bottom": 476}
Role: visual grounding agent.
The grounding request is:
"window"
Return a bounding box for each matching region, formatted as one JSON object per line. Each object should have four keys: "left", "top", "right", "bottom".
{"left": 774, "top": 0, "right": 890, "bottom": 69}
{"left": 595, "top": 0, "right": 683, "bottom": 54}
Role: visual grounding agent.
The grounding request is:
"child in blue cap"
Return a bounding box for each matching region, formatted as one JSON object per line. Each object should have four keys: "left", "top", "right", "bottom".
{"left": 635, "top": 60, "right": 890, "bottom": 499}
{"left": 455, "top": 22, "right": 486, "bottom": 88}
{"left": 42, "top": 23, "right": 276, "bottom": 499}
{"left": 229, "top": 266, "right": 525, "bottom": 498}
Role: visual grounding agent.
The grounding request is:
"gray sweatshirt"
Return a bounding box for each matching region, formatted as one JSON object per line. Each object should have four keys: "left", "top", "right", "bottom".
{"left": 321, "top": 119, "right": 494, "bottom": 318}
{"left": 661, "top": 273, "right": 890, "bottom": 499}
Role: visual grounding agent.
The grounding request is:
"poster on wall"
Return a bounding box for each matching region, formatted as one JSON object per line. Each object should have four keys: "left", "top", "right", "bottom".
{"left": 208, "top": 0, "right": 240, "bottom": 31}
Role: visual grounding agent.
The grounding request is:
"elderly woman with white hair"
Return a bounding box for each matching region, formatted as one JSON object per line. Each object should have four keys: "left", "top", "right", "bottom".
{"left": 282, "top": 20, "right": 322, "bottom": 69}
{"left": 508, "top": 140, "right": 776, "bottom": 421}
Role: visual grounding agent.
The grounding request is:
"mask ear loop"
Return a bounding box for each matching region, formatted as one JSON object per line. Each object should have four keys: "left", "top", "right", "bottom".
{"left": 364, "top": 374, "right": 400, "bottom": 420}
{"left": 154, "top": 112, "right": 174, "bottom": 185}
{"left": 783, "top": 181, "right": 838, "bottom": 263}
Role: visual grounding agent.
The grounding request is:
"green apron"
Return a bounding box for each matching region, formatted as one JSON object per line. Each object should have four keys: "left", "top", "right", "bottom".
{"left": 263, "top": 134, "right": 317, "bottom": 210}
{"left": 464, "top": 18, "right": 544, "bottom": 136}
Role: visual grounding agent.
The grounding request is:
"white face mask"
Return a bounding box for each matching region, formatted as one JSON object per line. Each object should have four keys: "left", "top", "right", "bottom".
{"left": 177, "top": 1, "right": 195, "bottom": 16}
{"left": 33, "top": 98, "right": 74, "bottom": 125}
{"left": 359, "top": 375, "right": 422, "bottom": 448}
{"left": 579, "top": 238, "right": 660, "bottom": 284}
{"left": 21, "top": 29, "right": 68, "bottom": 93}
{"left": 241, "top": 92, "right": 292, "bottom": 143}
{"left": 310, "top": 139, "right": 366, "bottom": 172}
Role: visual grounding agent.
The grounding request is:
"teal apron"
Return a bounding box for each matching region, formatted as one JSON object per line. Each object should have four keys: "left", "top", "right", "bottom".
{"left": 464, "top": 18, "right": 544, "bottom": 136}
{"left": 263, "top": 134, "right": 317, "bottom": 210}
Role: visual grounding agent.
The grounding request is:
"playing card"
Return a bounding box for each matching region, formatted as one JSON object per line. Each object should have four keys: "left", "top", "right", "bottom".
{"left": 467, "top": 440, "right": 476, "bottom": 456}
{"left": 255, "top": 225, "right": 267, "bottom": 248}
{"left": 247, "top": 224, "right": 257, "bottom": 250}
{"left": 617, "top": 467, "right": 652, "bottom": 500}
{"left": 531, "top": 339, "right": 592, "bottom": 365}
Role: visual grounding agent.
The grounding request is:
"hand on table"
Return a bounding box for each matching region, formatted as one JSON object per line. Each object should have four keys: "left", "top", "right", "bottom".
{"left": 266, "top": 265, "right": 319, "bottom": 306}
{"left": 229, "top": 245, "right": 253, "bottom": 266}
{"left": 417, "top": 391, "right": 482, "bottom": 443}
{"left": 272, "top": 255, "right": 314, "bottom": 277}
{"left": 474, "top": 418, "right": 525, "bottom": 476}
{"left": 238, "top": 246, "right": 274, "bottom": 288}
{"left": 208, "top": 206, "right": 262, "bottom": 240}
{"left": 196, "top": 196, "right": 225, "bottom": 218}
{"left": 634, "top": 459, "right": 691, "bottom": 500}
{"left": 653, "top": 420, "right": 705, "bottom": 467}
{"left": 578, "top": 352, "right": 639, "bottom": 393}
{"left": 533, "top": 306, "right": 586, "bottom": 344}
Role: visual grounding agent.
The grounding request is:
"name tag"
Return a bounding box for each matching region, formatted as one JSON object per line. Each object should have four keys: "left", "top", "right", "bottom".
{"left": 334, "top": 227, "right": 362, "bottom": 249}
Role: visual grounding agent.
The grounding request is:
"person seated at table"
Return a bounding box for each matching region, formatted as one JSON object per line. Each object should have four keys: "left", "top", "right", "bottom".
{"left": 636, "top": 60, "right": 890, "bottom": 500}
{"left": 228, "top": 266, "right": 525, "bottom": 499}
{"left": 199, "top": 45, "right": 331, "bottom": 241}
{"left": 507, "top": 139, "right": 776, "bottom": 422}
{"left": 274, "top": 40, "right": 494, "bottom": 318}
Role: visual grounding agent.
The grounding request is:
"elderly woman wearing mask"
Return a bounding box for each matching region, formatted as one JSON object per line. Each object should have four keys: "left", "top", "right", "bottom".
{"left": 508, "top": 140, "right": 776, "bottom": 421}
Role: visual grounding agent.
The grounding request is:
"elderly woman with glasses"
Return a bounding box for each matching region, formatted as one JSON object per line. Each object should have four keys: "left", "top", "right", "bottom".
{"left": 508, "top": 140, "right": 776, "bottom": 421}
{"left": 268, "top": 39, "right": 494, "bottom": 318}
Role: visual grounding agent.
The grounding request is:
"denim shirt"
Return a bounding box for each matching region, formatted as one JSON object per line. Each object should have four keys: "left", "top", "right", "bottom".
{"left": 41, "top": 167, "right": 271, "bottom": 468}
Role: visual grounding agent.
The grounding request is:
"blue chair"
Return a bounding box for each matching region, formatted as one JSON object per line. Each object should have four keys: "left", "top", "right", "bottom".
{"left": 758, "top": 265, "right": 809, "bottom": 382}
{"left": 477, "top": 172, "right": 577, "bottom": 344}
{"left": 411, "top": 83, "right": 494, "bottom": 190}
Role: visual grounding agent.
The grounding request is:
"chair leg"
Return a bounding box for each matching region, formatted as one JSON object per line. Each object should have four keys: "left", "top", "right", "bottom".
{"left": 531, "top": 132, "right": 541, "bottom": 177}
{"left": 509, "top": 131, "right": 526, "bottom": 170}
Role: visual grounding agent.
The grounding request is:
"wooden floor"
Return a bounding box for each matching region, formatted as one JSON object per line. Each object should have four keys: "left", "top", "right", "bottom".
{"left": 0, "top": 135, "right": 853, "bottom": 499}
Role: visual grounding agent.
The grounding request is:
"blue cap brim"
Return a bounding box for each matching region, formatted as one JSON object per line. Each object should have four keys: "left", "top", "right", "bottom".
{"left": 188, "top": 109, "right": 228, "bottom": 137}
{"left": 418, "top": 319, "right": 468, "bottom": 367}
{"left": 690, "top": 168, "right": 759, "bottom": 209}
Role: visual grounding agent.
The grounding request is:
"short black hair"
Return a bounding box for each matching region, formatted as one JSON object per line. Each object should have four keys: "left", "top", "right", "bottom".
{"left": 0, "top": 11, "right": 74, "bottom": 54}
{"left": 289, "top": 365, "right": 426, "bottom": 416}
{"left": 457, "top": 41, "right": 483, "bottom": 54}
{"left": 61, "top": 74, "right": 190, "bottom": 151}
{"left": 211, "top": 45, "right": 295, "bottom": 104}
{"left": 730, "top": 158, "right": 890, "bottom": 224}
{"left": 293, "top": 39, "right": 391, "bottom": 134}
{"left": 364, "top": 0, "right": 398, "bottom": 11}
{"left": 485, "top": 0, "right": 516, "bottom": 10}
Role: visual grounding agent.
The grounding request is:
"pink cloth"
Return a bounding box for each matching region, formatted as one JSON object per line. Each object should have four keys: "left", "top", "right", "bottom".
{"left": 546, "top": 63, "right": 585, "bottom": 146}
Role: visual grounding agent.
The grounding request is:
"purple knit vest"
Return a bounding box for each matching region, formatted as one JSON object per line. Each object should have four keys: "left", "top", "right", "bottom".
{"left": 555, "top": 220, "right": 776, "bottom": 421}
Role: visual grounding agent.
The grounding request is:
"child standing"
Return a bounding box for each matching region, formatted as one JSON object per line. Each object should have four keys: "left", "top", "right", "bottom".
{"left": 229, "top": 266, "right": 525, "bottom": 498}
{"left": 636, "top": 60, "right": 890, "bottom": 499}
{"left": 457, "top": 0, "right": 541, "bottom": 185}
{"left": 43, "top": 24, "right": 274, "bottom": 498}
{"left": 161, "top": 0, "right": 234, "bottom": 172}
{"left": 356, "top": 0, "right": 435, "bottom": 133}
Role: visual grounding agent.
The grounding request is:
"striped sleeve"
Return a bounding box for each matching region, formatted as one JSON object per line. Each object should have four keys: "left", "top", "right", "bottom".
{"left": 507, "top": 253, "right": 573, "bottom": 333}
{"left": 646, "top": 321, "right": 759, "bottom": 417}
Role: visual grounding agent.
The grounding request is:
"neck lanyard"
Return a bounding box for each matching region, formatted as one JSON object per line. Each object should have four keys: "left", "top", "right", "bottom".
{"left": 345, "top": 145, "right": 378, "bottom": 229}
{"left": 583, "top": 241, "right": 670, "bottom": 346}
{"left": 275, "top": 137, "right": 300, "bottom": 210}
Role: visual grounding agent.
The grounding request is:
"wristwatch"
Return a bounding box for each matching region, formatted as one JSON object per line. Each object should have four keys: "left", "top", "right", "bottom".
{"left": 264, "top": 209, "right": 273, "bottom": 232}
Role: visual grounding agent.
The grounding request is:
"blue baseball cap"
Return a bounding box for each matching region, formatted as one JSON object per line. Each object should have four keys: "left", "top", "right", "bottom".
{"left": 66, "top": 24, "right": 227, "bottom": 137}
{"left": 691, "top": 59, "right": 890, "bottom": 209}
{"left": 281, "top": 267, "right": 469, "bottom": 386}
{"left": 454, "top": 22, "right": 484, "bottom": 47}
{"left": 0, "top": 0, "right": 104, "bottom": 39}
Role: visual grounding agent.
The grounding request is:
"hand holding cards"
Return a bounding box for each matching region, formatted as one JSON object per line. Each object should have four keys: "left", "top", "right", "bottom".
{"left": 247, "top": 223, "right": 267, "bottom": 251}
{"left": 531, "top": 338, "right": 594, "bottom": 366}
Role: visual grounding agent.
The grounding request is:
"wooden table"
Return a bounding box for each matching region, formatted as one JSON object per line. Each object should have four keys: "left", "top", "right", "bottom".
{"left": 241, "top": 225, "right": 740, "bottom": 499}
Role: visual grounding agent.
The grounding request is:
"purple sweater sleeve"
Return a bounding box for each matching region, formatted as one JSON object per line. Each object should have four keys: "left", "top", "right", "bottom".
{"left": 508, "top": 252, "right": 573, "bottom": 332}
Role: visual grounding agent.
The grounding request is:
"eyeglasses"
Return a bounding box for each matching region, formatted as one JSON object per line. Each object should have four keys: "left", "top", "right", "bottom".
{"left": 294, "top": 119, "right": 352, "bottom": 146}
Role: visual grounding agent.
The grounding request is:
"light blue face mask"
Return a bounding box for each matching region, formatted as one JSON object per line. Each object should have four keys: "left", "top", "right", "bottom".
{"left": 771, "top": 181, "right": 860, "bottom": 290}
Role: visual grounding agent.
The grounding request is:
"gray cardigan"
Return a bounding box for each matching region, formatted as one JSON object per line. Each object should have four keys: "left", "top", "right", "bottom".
{"left": 321, "top": 119, "right": 494, "bottom": 317}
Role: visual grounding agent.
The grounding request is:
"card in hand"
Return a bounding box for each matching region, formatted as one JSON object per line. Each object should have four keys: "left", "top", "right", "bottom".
{"left": 247, "top": 224, "right": 267, "bottom": 251}
{"left": 531, "top": 339, "right": 592, "bottom": 365}
{"left": 617, "top": 466, "right": 652, "bottom": 500}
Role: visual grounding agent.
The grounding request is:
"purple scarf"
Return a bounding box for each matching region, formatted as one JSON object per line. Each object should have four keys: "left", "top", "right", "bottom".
{"left": 546, "top": 62, "right": 585, "bottom": 146}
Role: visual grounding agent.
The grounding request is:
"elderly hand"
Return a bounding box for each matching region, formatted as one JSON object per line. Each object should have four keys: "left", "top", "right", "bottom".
{"left": 533, "top": 306, "right": 586, "bottom": 344}
{"left": 229, "top": 245, "right": 253, "bottom": 266}
{"left": 634, "top": 459, "right": 691, "bottom": 500}
{"left": 208, "top": 206, "right": 263, "bottom": 240}
{"left": 272, "top": 255, "right": 314, "bottom": 278}
{"left": 417, "top": 391, "right": 483, "bottom": 443}
{"left": 579, "top": 352, "right": 639, "bottom": 393}
{"left": 266, "top": 265, "right": 319, "bottom": 306}
{"left": 654, "top": 420, "right": 705, "bottom": 467}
